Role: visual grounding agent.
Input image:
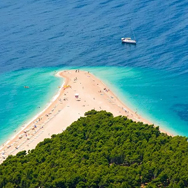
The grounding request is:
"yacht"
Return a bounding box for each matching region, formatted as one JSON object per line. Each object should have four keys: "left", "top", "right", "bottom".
{"left": 121, "top": 38, "right": 136, "bottom": 44}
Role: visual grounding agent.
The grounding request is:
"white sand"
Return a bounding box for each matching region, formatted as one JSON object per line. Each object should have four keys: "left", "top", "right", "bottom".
{"left": 0, "top": 70, "right": 172, "bottom": 163}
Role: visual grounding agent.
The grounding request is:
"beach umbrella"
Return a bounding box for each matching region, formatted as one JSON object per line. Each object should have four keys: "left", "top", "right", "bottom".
{"left": 24, "top": 129, "right": 29, "bottom": 133}
{"left": 123, "top": 107, "right": 128, "bottom": 112}
{"left": 75, "top": 93, "right": 79, "bottom": 98}
{"left": 19, "top": 134, "right": 23, "bottom": 139}
{"left": 2, "top": 154, "right": 6, "bottom": 159}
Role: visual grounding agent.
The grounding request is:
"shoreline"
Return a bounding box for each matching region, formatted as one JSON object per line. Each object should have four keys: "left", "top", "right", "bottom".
{"left": 0, "top": 70, "right": 173, "bottom": 163}
{"left": 0, "top": 73, "right": 64, "bottom": 151}
{"left": 0, "top": 71, "right": 68, "bottom": 161}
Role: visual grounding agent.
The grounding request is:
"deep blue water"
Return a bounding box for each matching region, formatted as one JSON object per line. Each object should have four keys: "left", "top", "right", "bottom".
{"left": 0, "top": 0, "right": 188, "bottom": 144}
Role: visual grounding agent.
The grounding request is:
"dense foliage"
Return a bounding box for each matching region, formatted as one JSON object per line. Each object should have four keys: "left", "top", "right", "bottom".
{"left": 0, "top": 110, "right": 188, "bottom": 187}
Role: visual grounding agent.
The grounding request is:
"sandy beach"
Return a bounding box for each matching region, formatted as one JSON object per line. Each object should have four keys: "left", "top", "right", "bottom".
{"left": 0, "top": 70, "right": 171, "bottom": 163}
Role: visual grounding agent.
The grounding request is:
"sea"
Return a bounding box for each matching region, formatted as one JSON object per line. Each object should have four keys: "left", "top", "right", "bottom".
{"left": 0, "top": 0, "right": 188, "bottom": 144}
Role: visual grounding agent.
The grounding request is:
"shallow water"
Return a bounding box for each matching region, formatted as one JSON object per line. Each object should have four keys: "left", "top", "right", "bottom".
{"left": 0, "top": 0, "right": 188, "bottom": 144}
{"left": 87, "top": 66, "right": 188, "bottom": 136}
{"left": 0, "top": 68, "right": 62, "bottom": 144}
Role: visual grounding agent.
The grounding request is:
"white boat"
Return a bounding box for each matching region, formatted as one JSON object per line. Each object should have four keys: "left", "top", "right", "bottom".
{"left": 121, "top": 38, "right": 136, "bottom": 44}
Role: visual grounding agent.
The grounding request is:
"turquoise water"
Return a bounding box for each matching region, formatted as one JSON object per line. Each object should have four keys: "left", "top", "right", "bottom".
{"left": 0, "top": 68, "right": 63, "bottom": 144}
{"left": 0, "top": 0, "right": 188, "bottom": 144}
{"left": 87, "top": 66, "right": 188, "bottom": 136}
{"left": 1, "top": 65, "right": 188, "bottom": 145}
